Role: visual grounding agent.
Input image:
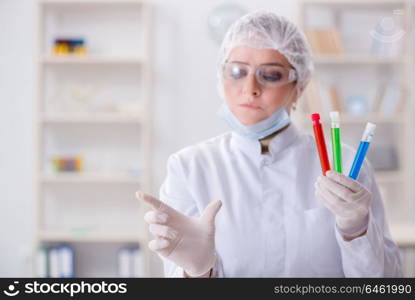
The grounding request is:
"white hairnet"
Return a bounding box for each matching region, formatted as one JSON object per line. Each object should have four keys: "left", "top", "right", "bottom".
{"left": 217, "top": 10, "right": 314, "bottom": 98}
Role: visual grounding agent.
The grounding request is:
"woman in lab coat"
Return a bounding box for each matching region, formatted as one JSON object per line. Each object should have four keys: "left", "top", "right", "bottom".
{"left": 136, "top": 11, "right": 402, "bottom": 277}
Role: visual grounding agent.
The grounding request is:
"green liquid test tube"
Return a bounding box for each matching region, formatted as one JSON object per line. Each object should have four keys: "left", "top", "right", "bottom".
{"left": 330, "top": 111, "right": 342, "bottom": 173}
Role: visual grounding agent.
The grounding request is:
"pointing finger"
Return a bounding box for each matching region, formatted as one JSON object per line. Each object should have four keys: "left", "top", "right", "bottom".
{"left": 136, "top": 191, "right": 164, "bottom": 210}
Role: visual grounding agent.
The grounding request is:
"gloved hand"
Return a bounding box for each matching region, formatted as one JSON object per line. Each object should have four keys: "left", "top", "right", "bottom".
{"left": 136, "top": 191, "right": 222, "bottom": 277}
{"left": 314, "top": 170, "right": 372, "bottom": 240}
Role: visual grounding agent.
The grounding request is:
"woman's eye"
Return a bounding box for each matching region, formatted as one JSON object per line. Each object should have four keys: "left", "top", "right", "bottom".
{"left": 230, "top": 67, "right": 247, "bottom": 79}
{"left": 261, "top": 71, "right": 283, "bottom": 82}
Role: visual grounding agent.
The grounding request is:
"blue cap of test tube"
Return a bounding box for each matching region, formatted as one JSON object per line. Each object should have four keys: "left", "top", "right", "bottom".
{"left": 349, "top": 122, "right": 376, "bottom": 180}
{"left": 361, "top": 122, "right": 376, "bottom": 142}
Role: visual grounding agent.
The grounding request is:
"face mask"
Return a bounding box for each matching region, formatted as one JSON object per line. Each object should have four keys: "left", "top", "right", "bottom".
{"left": 217, "top": 101, "right": 291, "bottom": 140}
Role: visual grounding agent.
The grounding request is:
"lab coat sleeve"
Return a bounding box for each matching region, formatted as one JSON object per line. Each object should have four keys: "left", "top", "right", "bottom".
{"left": 157, "top": 153, "right": 224, "bottom": 277}
{"left": 334, "top": 161, "right": 403, "bottom": 277}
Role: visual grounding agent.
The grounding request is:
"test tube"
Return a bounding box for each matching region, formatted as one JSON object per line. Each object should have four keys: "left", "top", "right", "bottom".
{"left": 311, "top": 113, "right": 331, "bottom": 175}
{"left": 349, "top": 122, "right": 376, "bottom": 180}
{"left": 330, "top": 111, "right": 342, "bottom": 173}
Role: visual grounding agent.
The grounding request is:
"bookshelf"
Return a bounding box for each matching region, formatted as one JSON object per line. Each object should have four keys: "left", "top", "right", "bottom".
{"left": 296, "top": 0, "right": 415, "bottom": 275}
{"left": 33, "top": 0, "right": 152, "bottom": 277}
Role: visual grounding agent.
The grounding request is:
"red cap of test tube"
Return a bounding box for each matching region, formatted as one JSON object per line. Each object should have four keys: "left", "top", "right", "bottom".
{"left": 311, "top": 113, "right": 320, "bottom": 121}
{"left": 311, "top": 113, "right": 321, "bottom": 124}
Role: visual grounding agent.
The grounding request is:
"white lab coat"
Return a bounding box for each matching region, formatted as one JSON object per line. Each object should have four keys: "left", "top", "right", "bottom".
{"left": 158, "top": 123, "right": 402, "bottom": 277}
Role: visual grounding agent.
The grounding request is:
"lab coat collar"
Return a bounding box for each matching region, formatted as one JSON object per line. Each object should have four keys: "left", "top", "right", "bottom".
{"left": 230, "top": 123, "right": 301, "bottom": 161}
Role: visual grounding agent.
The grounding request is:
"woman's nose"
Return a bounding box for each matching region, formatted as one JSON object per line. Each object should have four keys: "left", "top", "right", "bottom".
{"left": 242, "top": 74, "right": 261, "bottom": 97}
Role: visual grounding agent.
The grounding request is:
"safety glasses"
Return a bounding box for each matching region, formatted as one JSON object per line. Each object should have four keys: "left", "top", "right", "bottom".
{"left": 223, "top": 62, "right": 297, "bottom": 88}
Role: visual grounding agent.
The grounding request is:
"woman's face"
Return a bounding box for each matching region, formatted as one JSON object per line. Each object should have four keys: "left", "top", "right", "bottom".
{"left": 223, "top": 46, "right": 298, "bottom": 126}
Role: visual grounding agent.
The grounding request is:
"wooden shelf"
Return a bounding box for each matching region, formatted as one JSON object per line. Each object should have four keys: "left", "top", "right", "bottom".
{"left": 313, "top": 55, "right": 406, "bottom": 65}
{"left": 40, "top": 0, "right": 144, "bottom": 6}
{"left": 41, "top": 56, "right": 143, "bottom": 65}
{"left": 38, "top": 229, "right": 146, "bottom": 243}
{"left": 41, "top": 113, "right": 143, "bottom": 124}
{"left": 41, "top": 172, "right": 141, "bottom": 184}
{"left": 301, "top": 0, "right": 406, "bottom": 7}
{"left": 295, "top": 114, "right": 405, "bottom": 124}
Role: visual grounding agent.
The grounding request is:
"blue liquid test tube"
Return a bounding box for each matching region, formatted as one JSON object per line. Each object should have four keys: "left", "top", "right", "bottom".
{"left": 349, "top": 122, "right": 376, "bottom": 180}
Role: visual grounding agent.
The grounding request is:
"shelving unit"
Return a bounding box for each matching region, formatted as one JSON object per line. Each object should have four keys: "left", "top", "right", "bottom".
{"left": 41, "top": 56, "right": 143, "bottom": 65}
{"left": 312, "top": 54, "right": 406, "bottom": 65}
{"left": 40, "top": 172, "right": 141, "bottom": 184}
{"left": 39, "top": 230, "right": 147, "bottom": 244}
{"left": 295, "top": 113, "right": 406, "bottom": 124}
{"left": 33, "top": 0, "right": 152, "bottom": 277}
{"left": 296, "top": 0, "right": 415, "bottom": 273}
{"left": 41, "top": 114, "right": 144, "bottom": 124}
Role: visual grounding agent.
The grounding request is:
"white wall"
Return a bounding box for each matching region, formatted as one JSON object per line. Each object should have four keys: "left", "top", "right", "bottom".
{"left": 0, "top": 0, "right": 297, "bottom": 276}
{"left": 0, "top": 0, "right": 37, "bottom": 276}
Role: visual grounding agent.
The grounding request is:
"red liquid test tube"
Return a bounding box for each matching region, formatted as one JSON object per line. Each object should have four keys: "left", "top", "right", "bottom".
{"left": 311, "top": 113, "right": 331, "bottom": 175}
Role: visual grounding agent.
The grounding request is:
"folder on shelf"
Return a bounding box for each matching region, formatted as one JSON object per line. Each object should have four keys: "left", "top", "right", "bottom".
{"left": 329, "top": 86, "right": 342, "bottom": 112}
{"left": 378, "top": 82, "right": 403, "bottom": 116}
{"left": 45, "top": 244, "right": 75, "bottom": 278}
{"left": 303, "top": 79, "right": 338, "bottom": 115}
{"left": 302, "top": 78, "right": 323, "bottom": 114}
{"left": 326, "top": 28, "right": 343, "bottom": 55}
{"left": 117, "top": 247, "right": 131, "bottom": 277}
{"left": 49, "top": 247, "right": 60, "bottom": 278}
{"left": 35, "top": 247, "right": 48, "bottom": 277}
{"left": 117, "top": 246, "right": 145, "bottom": 277}
{"left": 304, "top": 30, "right": 321, "bottom": 55}
{"left": 372, "top": 85, "right": 386, "bottom": 114}
{"left": 132, "top": 247, "right": 145, "bottom": 277}
{"left": 58, "top": 245, "right": 75, "bottom": 278}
